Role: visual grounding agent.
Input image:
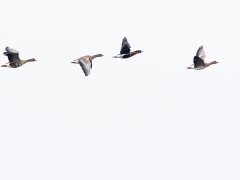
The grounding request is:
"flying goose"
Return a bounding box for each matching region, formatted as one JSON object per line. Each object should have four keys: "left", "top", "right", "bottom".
{"left": 112, "top": 37, "right": 143, "bottom": 58}
{"left": 71, "top": 54, "right": 104, "bottom": 76}
{"left": 187, "top": 46, "right": 218, "bottom": 70}
{"left": 1, "top": 47, "right": 36, "bottom": 68}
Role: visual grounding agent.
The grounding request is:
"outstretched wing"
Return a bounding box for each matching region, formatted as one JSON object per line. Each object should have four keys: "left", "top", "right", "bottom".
{"left": 5, "top": 47, "right": 19, "bottom": 54}
{"left": 120, "top": 37, "right": 131, "bottom": 54}
{"left": 3, "top": 46, "right": 20, "bottom": 63}
{"left": 196, "top": 45, "right": 205, "bottom": 61}
{"left": 193, "top": 56, "right": 205, "bottom": 68}
{"left": 78, "top": 57, "right": 92, "bottom": 76}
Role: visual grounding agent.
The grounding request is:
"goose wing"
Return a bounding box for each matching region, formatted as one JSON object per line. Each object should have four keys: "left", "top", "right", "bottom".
{"left": 3, "top": 47, "right": 20, "bottom": 63}
{"left": 78, "top": 56, "right": 92, "bottom": 76}
{"left": 120, "top": 37, "right": 131, "bottom": 54}
{"left": 193, "top": 56, "right": 205, "bottom": 68}
{"left": 196, "top": 45, "right": 205, "bottom": 61}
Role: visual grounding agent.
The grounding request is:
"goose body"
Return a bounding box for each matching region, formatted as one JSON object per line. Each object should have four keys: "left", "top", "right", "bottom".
{"left": 2, "top": 47, "right": 36, "bottom": 68}
{"left": 113, "top": 37, "right": 142, "bottom": 59}
{"left": 71, "top": 54, "right": 104, "bottom": 76}
{"left": 187, "top": 46, "right": 218, "bottom": 70}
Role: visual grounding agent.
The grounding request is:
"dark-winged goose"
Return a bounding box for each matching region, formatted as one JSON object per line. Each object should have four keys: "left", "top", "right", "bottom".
{"left": 1, "top": 47, "right": 36, "bottom": 68}
{"left": 187, "top": 46, "right": 218, "bottom": 70}
{"left": 112, "top": 37, "right": 142, "bottom": 58}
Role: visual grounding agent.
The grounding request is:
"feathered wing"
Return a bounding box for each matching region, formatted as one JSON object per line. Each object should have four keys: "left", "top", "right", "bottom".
{"left": 78, "top": 57, "right": 92, "bottom": 76}
{"left": 3, "top": 46, "right": 20, "bottom": 63}
{"left": 5, "top": 47, "right": 19, "bottom": 54}
{"left": 120, "top": 37, "right": 131, "bottom": 54}
{"left": 196, "top": 45, "right": 206, "bottom": 61}
{"left": 193, "top": 56, "right": 205, "bottom": 68}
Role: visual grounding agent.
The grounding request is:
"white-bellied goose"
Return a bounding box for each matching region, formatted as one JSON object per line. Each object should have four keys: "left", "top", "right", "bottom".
{"left": 71, "top": 54, "right": 104, "bottom": 76}
{"left": 112, "top": 37, "right": 143, "bottom": 58}
{"left": 187, "top": 46, "right": 218, "bottom": 70}
{"left": 1, "top": 47, "right": 36, "bottom": 68}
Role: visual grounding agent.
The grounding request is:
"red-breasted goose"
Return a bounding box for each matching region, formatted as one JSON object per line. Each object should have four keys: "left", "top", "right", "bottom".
{"left": 112, "top": 37, "right": 142, "bottom": 58}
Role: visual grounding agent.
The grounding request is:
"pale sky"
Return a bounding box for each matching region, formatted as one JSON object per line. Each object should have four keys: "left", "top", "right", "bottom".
{"left": 0, "top": 0, "right": 240, "bottom": 179}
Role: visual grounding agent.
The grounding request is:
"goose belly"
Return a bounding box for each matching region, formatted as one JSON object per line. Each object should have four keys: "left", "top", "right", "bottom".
{"left": 9, "top": 62, "right": 21, "bottom": 68}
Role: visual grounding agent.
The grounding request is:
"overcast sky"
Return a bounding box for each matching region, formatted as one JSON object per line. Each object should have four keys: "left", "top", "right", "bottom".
{"left": 0, "top": 0, "right": 240, "bottom": 179}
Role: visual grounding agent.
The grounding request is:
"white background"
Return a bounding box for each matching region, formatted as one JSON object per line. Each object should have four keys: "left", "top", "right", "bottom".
{"left": 0, "top": 0, "right": 240, "bottom": 179}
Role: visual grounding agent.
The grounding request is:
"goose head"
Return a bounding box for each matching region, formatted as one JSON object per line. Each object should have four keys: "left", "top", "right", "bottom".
{"left": 29, "top": 58, "right": 37, "bottom": 62}
{"left": 136, "top": 50, "right": 143, "bottom": 53}
{"left": 95, "top": 54, "right": 104, "bottom": 57}
{"left": 211, "top": 61, "right": 218, "bottom": 64}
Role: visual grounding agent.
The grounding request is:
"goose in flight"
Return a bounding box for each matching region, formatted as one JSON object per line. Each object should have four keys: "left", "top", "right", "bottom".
{"left": 187, "top": 46, "right": 218, "bottom": 70}
{"left": 112, "top": 37, "right": 143, "bottom": 58}
{"left": 1, "top": 47, "right": 36, "bottom": 68}
{"left": 71, "top": 54, "right": 104, "bottom": 76}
